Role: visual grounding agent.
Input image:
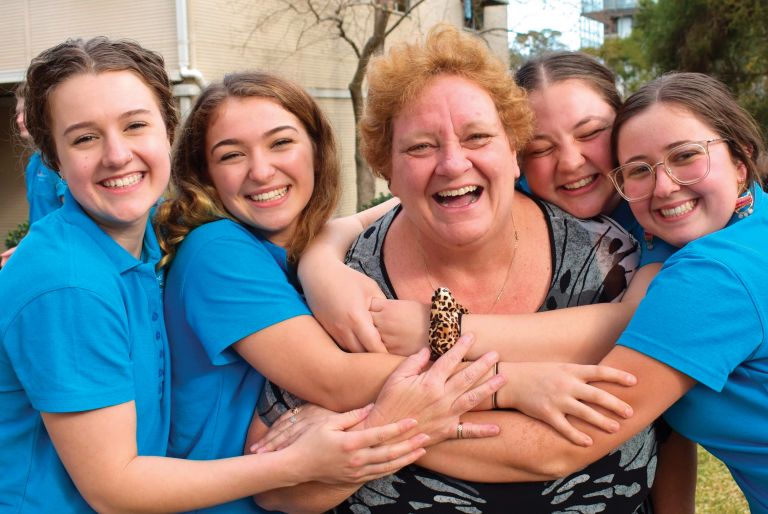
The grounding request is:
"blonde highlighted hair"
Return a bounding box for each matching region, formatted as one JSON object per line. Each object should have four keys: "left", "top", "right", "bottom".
{"left": 360, "top": 23, "right": 533, "bottom": 180}
{"left": 156, "top": 71, "right": 339, "bottom": 267}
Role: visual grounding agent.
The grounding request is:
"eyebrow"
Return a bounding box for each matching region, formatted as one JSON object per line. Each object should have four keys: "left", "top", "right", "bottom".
{"left": 209, "top": 125, "right": 298, "bottom": 154}
{"left": 62, "top": 108, "right": 153, "bottom": 137}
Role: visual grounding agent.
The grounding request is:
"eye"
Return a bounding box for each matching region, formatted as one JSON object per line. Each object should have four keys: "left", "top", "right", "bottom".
{"left": 577, "top": 125, "right": 609, "bottom": 141}
{"left": 73, "top": 134, "right": 97, "bottom": 145}
{"left": 465, "top": 133, "right": 492, "bottom": 148}
{"left": 668, "top": 146, "right": 705, "bottom": 165}
{"left": 271, "top": 138, "right": 294, "bottom": 149}
{"left": 625, "top": 164, "right": 651, "bottom": 179}
{"left": 525, "top": 144, "right": 554, "bottom": 158}
{"left": 219, "top": 151, "right": 244, "bottom": 162}
{"left": 405, "top": 142, "right": 434, "bottom": 155}
{"left": 126, "top": 121, "right": 148, "bottom": 131}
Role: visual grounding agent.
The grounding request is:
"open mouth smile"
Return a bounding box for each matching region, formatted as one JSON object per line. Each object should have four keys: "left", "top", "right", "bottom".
{"left": 247, "top": 186, "right": 289, "bottom": 203}
{"left": 101, "top": 172, "right": 144, "bottom": 189}
{"left": 434, "top": 185, "right": 483, "bottom": 207}
{"left": 658, "top": 199, "right": 697, "bottom": 219}
{"left": 561, "top": 175, "right": 596, "bottom": 191}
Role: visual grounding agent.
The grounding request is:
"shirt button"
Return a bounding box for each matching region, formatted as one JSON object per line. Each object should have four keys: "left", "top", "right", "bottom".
{"left": 152, "top": 312, "right": 159, "bottom": 321}
{"left": 155, "top": 331, "right": 161, "bottom": 340}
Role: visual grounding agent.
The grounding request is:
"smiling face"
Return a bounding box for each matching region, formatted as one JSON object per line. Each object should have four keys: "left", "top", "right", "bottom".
{"left": 523, "top": 79, "right": 620, "bottom": 218}
{"left": 389, "top": 74, "right": 519, "bottom": 247}
{"left": 206, "top": 96, "right": 315, "bottom": 247}
{"left": 617, "top": 103, "right": 746, "bottom": 247}
{"left": 50, "top": 71, "right": 171, "bottom": 242}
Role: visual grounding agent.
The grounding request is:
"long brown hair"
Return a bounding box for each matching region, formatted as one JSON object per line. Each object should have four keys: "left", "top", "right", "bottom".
{"left": 156, "top": 71, "right": 340, "bottom": 267}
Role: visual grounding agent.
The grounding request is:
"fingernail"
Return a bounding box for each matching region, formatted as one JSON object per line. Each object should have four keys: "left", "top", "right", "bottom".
{"left": 415, "top": 434, "right": 430, "bottom": 444}
{"left": 256, "top": 447, "right": 268, "bottom": 454}
{"left": 582, "top": 436, "right": 593, "bottom": 446}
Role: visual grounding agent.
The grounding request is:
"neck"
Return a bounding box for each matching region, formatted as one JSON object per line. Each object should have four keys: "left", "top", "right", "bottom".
{"left": 100, "top": 217, "right": 148, "bottom": 258}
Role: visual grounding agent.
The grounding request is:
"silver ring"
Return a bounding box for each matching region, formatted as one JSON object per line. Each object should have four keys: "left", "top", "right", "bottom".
{"left": 456, "top": 422, "right": 464, "bottom": 440}
{"left": 289, "top": 415, "right": 297, "bottom": 424}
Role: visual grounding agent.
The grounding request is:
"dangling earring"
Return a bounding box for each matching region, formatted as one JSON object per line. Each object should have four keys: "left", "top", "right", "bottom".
{"left": 643, "top": 230, "right": 655, "bottom": 251}
{"left": 734, "top": 188, "right": 754, "bottom": 218}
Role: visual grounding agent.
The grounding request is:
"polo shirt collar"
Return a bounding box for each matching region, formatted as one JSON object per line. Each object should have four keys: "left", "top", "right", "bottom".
{"left": 60, "top": 189, "right": 159, "bottom": 273}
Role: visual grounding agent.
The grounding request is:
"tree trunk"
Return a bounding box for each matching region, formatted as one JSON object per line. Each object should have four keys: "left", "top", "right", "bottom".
{"left": 350, "top": 2, "right": 390, "bottom": 211}
{"left": 350, "top": 79, "right": 375, "bottom": 212}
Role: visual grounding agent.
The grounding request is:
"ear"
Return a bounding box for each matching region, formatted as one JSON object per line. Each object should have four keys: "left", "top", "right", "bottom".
{"left": 735, "top": 159, "right": 748, "bottom": 184}
{"left": 510, "top": 151, "right": 521, "bottom": 180}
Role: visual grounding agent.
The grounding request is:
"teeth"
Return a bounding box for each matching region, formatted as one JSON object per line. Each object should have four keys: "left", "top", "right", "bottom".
{"left": 562, "top": 176, "right": 595, "bottom": 190}
{"left": 102, "top": 172, "right": 143, "bottom": 188}
{"left": 660, "top": 200, "right": 696, "bottom": 218}
{"left": 436, "top": 185, "right": 478, "bottom": 197}
{"left": 249, "top": 187, "right": 288, "bottom": 202}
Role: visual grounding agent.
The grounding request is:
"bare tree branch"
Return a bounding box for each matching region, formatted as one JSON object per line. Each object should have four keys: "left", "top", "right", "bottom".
{"left": 384, "top": 0, "right": 428, "bottom": 37}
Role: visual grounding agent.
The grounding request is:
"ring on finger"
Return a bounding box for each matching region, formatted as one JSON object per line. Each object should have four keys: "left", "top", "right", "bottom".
{"left": 456, "top": 422, "right": 464, "bottom": 440}
{"left": 289, "top": 406, "right": 301, "bottom": 424}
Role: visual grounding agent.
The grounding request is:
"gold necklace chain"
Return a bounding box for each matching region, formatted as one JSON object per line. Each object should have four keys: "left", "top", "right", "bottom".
{"left": 418, "top": 215, "right": 519, "bottom": 314}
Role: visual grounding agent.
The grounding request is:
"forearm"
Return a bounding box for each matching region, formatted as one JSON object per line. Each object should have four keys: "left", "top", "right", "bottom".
{"left": 461, "top": 302, "right": 635, "bottom": 363}
{"left": 92, "top": 452, "right": 308, "bottom": 514}
{"left": 459, "top": 264, "right": 661, "bottom": 363}
{"left": 236, "top": 317, "right": 405, "bottom": 412}
{"left": 417, "top": 348, "right": 694, "bottom": 483}
{"left": 255, "top": 481, "right": 357, "bottom": 514}
{"left": 651, "top": 431, "right": 696, "bottom": 514}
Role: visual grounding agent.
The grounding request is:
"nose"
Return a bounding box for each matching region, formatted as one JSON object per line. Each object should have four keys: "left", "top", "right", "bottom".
{"left": 652, "top": 165, "right": 680, "bottom": 198}
{"left": 102, "top": 136, "right": 133, "bottom": 169}
{"left": 247, "top": 152, "right": 276, "bottom": 183}
{"left": 556, "top": 140, "right": 587, "bottom": 175}
{"left": 436, "top": 142, "right": 471, "bottom": 177}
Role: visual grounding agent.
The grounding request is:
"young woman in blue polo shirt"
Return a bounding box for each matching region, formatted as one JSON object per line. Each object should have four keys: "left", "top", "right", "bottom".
{"left": 0, "top": 38, "right": 464, "bottom": 513}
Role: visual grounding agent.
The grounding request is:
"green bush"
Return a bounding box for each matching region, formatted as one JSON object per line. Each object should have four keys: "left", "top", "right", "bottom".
{"left": 359, "top": 192, "right": 393, "bottom": 212}
{"left": 5, "top": 221, "right": 29, "bottom": 249}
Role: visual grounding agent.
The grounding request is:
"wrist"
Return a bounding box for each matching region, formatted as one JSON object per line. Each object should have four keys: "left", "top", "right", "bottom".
{"left": 494, "top": 362, "right": 516, "bottom": 409}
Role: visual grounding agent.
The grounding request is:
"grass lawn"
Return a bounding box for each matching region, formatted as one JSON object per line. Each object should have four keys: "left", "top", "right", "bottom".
{"left": 696, "top": 445, "right": 749, "bottom": 513}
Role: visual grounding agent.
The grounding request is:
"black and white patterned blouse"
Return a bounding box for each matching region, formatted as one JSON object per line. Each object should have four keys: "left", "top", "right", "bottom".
{"left": 338, "top": 198, "right": 654, "bottom": 514}
{"left": 259, "top": 197, "right": 656, "bottom": 514}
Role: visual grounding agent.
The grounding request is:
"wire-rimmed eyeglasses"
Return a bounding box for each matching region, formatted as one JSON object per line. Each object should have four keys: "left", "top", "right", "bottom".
{"left": 609, "top": 138, "right": 728, "bottom": 202}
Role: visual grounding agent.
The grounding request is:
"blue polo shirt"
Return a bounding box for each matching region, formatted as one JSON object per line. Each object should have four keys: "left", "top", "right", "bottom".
{"left": 0, "top": 190, "right": 169, "bottom": 513}
{"left": 165, "top": 219, "right": 310, "bottom": 513}
{"left": 25, "top": 151, "right": 66, "bottom": 224}
{"left": 619, "top": 188, "right": 768, "bottom": 512}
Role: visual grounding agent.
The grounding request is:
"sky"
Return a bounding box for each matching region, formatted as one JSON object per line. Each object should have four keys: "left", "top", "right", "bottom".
{"left": 507, "top": 0, "right": 583, "bottom": 50}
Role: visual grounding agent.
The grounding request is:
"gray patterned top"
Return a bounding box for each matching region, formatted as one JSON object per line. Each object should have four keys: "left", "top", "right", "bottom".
{"left": 333, "top": 198, "right": 656, "bottom": 514}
